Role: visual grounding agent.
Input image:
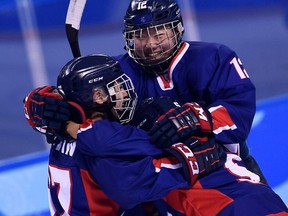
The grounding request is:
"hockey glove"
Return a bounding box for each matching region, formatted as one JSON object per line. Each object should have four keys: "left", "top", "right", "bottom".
{"left": 24, "top": 86, "right": 69, "bottom": 129}
{"left": 24, "top": 86, "right": 86, "bottom": 128}
{"left": 165, "top": 139, "right": 226, "bottom": 185}
{"left": 148, "top": 102, "right": 213, "bottom": 149}
{"left": 24, "top": 86, "right": 86, "bottom": 144}
{"left": 131, "top": 96, "right": 181, "bottom": 131}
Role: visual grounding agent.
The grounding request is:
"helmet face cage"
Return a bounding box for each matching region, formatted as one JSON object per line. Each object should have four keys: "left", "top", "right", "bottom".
{"left": 123, "top": 0, "right": 184, "bottom": 73}
{"left": 106, "top": 73, "right": 138, "bottom": 124}
{"left": 124, "top": 21, "right": 183, "bottom": 69}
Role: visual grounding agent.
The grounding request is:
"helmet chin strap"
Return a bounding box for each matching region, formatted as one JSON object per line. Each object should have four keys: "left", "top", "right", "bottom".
{"left": 142, "top": 62, "right": 169, "bottom": 75}
{"left": 89, "top": 112, "right": 106, "bottom": 121}
{"left": 86, "top": 105, "right": 119, "bottom": 122}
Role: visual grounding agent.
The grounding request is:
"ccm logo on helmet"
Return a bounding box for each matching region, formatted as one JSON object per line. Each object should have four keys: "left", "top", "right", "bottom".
{"left": 88, "top": 76, "right": 103, "bottom": 83}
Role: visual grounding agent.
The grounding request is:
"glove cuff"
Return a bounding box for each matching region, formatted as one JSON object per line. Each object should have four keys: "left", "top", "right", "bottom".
{"left": 165, "top": 143, "right": 199, "bottom": 185}
{"left": 184, "top": 102, "right": 213, "bottom": 133}
{"left": 23, "top": 88, "right": 41, "bottom": 127}
{"left": 67, "top": 101, "right": 86, "bottom": 124}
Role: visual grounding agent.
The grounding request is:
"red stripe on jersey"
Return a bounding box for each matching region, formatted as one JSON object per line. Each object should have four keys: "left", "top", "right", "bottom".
{"left": 163, "top": 181, "right": 233, "bottom": 215}
{"left": 267, "top": 213, "right": 288, "bottom": 216}
{"left": 209, "top": 105, "right": 237, "bottom": 134}
{"left": 79, "top": 119, "right": 94, "bottom": 129}
{"left": 152, "top": 157, "right": 182, "bottom": 172}
{"left": 157, "top": 42, "right": 189, "bottom": 90}
{"left": 80, "top": 169, "right": 120, "bottom": 216}
{"left": 169, "top": 42, "right": 189, "bottom": 71}
{"left": 159, "top": 74, "right": 171, "bottom": 89}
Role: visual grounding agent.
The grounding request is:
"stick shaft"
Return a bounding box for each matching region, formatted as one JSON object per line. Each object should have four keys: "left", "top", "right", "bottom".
{"left": 65, "top": 0, "right": 87, "bottom": 58}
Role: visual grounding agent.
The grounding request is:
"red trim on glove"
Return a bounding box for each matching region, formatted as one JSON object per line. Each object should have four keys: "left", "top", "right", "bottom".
{"left": 23, "top": 88, "right": 41, "bottom": 127}
{"left": 37, "top": 86, "right": 63, "bottom": 99}
{"left": 167, "top": 143, "right": 199, "bottom": 185}
{"left": 184, "top": 102, "right": 213, "bottom": 133}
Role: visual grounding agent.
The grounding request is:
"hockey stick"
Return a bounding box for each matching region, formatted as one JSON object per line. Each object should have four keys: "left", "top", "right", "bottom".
{"left": 65, "top": 0, "right": 87, "bottom": 58}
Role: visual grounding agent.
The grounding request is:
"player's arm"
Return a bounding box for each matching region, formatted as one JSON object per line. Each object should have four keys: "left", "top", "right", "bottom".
{"left": 203, "top": 44, "right": 256, "bottom": 148}
{"left": 89, "top": 155, "right": 189, "bottom": 209}
{"left": 148, "top": 45, "right": 255, "bottom": 153}
{"left": 23, "top": 90, "right": 225, "bottom": 209}
{"left": 78, "top": 131, "right": 225, "bottom": 209}
{"left": 72, "top": 118, "right": 225, "bottom": 209}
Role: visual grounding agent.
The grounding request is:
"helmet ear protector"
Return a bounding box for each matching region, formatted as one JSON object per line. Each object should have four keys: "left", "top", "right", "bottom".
{"left": 57, "top": 54, "right": 138, "bottom": 123}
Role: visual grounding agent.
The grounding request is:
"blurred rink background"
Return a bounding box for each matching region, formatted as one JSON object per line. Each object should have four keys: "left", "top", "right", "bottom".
{"left": 0, "top": 0, "right": 288, "bottom": 215}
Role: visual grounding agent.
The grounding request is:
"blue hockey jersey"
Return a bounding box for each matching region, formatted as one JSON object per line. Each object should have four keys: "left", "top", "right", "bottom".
{"left": 114, "top": 41, "right": 256, "bottom": 155}
{"left": 76, "top": 120, "right": 190, "bottom": 209}
{"left": 47, "top": 119, "right": 190, "bottom": 215}
{"left": 48, "top": 137, "right": 169, "bottom": 216}
{"left": 75, "top": 119, "right": 288, "bottom": 215}
{"left": 48, "top": 141, "right": 121, "bottom": 215}
{"left": 36, "top": 41, "right": 287, "bottom": 215}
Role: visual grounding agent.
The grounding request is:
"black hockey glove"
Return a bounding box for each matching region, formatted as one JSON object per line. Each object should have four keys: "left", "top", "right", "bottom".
{"left": 149, "top": 102, "right": 213, "bottom": 148}
{"left": 23, "top": 86, "right": 86, "bottom": 144}
{"left": 131, "top": 97, "right": 225, "bottom": 183}
{"left": 131, "top": 96, "right": 181, "bottom": 131}
{"left": 165, "top": 139, "right": 226, "bottom": 185}
{"left": 24, "top": 86, "right": 69, "bottom": 129}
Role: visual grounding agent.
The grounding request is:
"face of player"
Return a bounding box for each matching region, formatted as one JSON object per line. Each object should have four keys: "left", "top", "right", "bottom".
{"left": 113, "top": 82, "right": 128, "bottom": 110}
{"left": 133, "top": 25, "right": 177, "bottom": 64}
{"left": 92, "top": 83, "right": 127, "bottom": 108}
{"left": 92, "top": 74, "right": 137, "bottom": 123}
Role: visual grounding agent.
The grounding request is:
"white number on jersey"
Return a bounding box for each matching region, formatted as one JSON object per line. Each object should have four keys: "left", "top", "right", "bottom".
{"left": 230, "top": 57, "right": 249, "bottom": 79}
{"left": 225, "top": 154, "right": 260, "bottom": 183}
{"left": 48, "top": 165, "right": 72, "bottom": 215}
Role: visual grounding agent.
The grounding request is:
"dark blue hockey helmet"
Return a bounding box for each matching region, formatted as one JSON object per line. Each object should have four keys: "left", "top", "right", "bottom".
{"left": 57, "top": 54, "right": 138, "bottom": 123}
{"left": 124, "top": 0, "right": 183, "bottom": 31}
{"left": 123, "top": 0, "right": 184, "bottom": 73}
